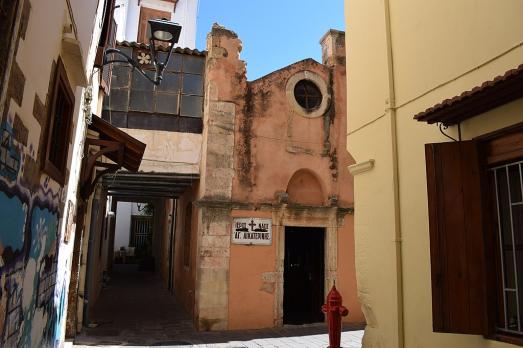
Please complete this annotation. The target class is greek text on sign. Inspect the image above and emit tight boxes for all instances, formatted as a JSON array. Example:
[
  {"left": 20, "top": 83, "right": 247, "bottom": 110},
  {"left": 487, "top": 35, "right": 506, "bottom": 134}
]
[{"left": 232, "top": 218, "right": 272, "bottom": 245}]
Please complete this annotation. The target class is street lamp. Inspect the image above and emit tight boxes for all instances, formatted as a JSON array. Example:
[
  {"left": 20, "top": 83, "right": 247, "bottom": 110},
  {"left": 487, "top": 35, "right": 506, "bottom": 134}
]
[{"left": 103, "top": 19, "right": 182, "bottom": 85}]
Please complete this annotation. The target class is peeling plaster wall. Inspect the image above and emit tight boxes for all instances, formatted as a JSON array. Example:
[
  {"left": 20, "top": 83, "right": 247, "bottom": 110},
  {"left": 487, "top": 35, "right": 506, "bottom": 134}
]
[
  {"left": 124, "top": 128, "right": 201, "bottom": 174},
  {"left": 228, "top": 29, "right": 361, "bottom": 328},
  {"left": 0, "top": 0, "right": 104, "bottom": 346},
  {"left": 232, "top": 57, "right": 354, "bottom": 206},
  {"left": 173, "top": 185, "right": 199, "bottom": 318},
  {"left": 194, "top": 25, "right": 362, "bottom": 331},
  {"left": 192, "top": 24, "right": 246, "bottom": 331}
]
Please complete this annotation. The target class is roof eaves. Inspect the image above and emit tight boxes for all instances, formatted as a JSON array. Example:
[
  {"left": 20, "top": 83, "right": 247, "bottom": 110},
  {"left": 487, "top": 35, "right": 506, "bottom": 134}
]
[
  {"left": 116, "top": 41, "right": 207, "bottom": 57},
  {"left": 414, "top": 64, "right": 523, "bottom": 125}
]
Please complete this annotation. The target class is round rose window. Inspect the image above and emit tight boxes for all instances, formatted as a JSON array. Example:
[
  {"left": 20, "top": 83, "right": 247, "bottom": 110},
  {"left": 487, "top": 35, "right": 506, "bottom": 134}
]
[{"left": 293, "top": 80, "right": 323, "bottom": 110}]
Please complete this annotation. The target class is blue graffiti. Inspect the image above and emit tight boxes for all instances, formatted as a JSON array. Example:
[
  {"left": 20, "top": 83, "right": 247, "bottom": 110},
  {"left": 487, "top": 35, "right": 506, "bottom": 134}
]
[
  {"left": 0, "top": 184, "right": 61, "bottom": 347},
  {"left": 0, "top": 191, "right": 26, "bottom": 252}
]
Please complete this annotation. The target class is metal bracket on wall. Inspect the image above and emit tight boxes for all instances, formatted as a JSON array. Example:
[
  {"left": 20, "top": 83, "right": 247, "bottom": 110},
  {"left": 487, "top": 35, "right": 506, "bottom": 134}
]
[
  {"left": 80, "top": 138, "right": 124, "bottom": 199},
  {"left": 438, "top": 122, "right": 462, "bottom": 142}
]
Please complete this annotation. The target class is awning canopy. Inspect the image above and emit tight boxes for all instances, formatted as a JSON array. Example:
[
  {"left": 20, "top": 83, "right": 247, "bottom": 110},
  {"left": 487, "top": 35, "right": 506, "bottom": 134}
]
[
  {"left": 88, "top": 115, "right": 146, "bottom": 171},
  {"left": 102, "top": 172, "right": 199, "bottom": 200},
  {"left": 80, "top": 115, "right": 146, "bottom": 199},
  {"left": 414, "top": 64, "right": 523, "bottom": 125}
]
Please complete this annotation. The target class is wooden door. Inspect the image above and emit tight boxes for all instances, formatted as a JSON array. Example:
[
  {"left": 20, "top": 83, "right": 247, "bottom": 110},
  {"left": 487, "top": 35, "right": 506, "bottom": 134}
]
[{"left": 283, "top": 227, "right": 325, "bottom": 324}]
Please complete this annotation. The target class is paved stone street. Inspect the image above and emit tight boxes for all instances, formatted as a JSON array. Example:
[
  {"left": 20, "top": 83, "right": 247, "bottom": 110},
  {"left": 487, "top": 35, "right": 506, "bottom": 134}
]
[
  {"left": 71, "top": 264, "right": 363, "bottom": 347},
  {"left": 71, "top": 327, "right": 363, "bottom": 348},
  {"left": 70, "top": 326, "right": 363, "bottom": 348}
]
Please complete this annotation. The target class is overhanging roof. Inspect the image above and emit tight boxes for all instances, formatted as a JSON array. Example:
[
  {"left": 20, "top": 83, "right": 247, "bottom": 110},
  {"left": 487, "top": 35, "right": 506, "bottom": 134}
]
[
  {"left": 88, "top": 115, "right": 146, "bottom": 171},
  {"left": 414, "top": 64, "right": 523, "bottom": 125},
  {"left": 102, "top": 171, "right": 199, "bottom": 199}
]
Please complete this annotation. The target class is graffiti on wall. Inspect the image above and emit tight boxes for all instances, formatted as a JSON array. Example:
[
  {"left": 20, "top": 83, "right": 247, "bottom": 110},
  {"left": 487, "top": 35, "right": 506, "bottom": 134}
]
[{"left": 0, "top": 113, "right": 64, "bottom": 347}]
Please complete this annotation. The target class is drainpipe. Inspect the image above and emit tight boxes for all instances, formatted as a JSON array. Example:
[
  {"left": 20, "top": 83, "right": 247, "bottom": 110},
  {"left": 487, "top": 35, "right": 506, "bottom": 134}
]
[
  {"left": 82, "top": 198, "right": 100, "bottom": 326},
  {"left": 383, "top": 1, "right": 405, "bottom": 347}
]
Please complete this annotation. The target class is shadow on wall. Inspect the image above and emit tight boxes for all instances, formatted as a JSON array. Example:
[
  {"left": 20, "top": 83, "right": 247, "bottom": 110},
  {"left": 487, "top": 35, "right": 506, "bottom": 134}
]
[
  {"left": 286, "top": 169, "right": 325, "bottom": 205},
  {"left": 0, "top": 116, "right": 64, "bottom": 347}
]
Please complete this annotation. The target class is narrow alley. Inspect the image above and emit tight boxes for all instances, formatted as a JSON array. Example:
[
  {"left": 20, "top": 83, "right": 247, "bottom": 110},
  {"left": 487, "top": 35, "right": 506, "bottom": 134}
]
[
  {"left": 72, "top": 263, "right": 363, "bottom": 347},
  {"left": 4, "top": 0, "right": 520, "bottom": 347}
]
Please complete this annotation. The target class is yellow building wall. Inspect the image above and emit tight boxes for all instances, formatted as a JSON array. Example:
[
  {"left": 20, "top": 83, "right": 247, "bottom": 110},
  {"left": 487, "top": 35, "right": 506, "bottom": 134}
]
[{"left": 346, "top": 0, "right": 523, "bottom": 347}]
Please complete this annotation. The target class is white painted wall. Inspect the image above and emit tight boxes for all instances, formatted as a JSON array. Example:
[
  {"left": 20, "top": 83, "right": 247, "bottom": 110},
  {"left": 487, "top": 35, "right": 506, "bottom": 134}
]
[
  {"left": 114, "top": 0, "right": 129, "bottom": 42},
  {"left": 114, "top": 0, "right": 197, "bottom": 48},
  {"left": 69, "top": 0, "right": 104, "bottom": 68},
  {"left": 114, "top": 202, "right": 152, "bottom": 251},
  {"left": 171, "top": 0, "right": 198, "bottom": 49},
  {"left": 131, "top": 203, "right": 153, "bottom": 215},
  {"left": 114, "top": 201, "right": 132, "bottom": 250}
]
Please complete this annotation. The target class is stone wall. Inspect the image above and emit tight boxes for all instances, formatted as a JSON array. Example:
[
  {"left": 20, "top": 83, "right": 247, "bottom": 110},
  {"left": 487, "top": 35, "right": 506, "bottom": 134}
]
[
  {"left": 192, "top": 24, "right": 247, "bottom": 331},
  {"left": 191, "top": 25, "right": 363, "bottom": 330}
]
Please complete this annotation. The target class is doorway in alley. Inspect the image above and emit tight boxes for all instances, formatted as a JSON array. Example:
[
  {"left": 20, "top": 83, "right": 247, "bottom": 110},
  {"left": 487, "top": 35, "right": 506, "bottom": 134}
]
[
  {"left": 283, "top": 226, "right": 325, "bottom": 325},
  {"left": 75, "top": 198, "right": 194, "bottom": 345}
]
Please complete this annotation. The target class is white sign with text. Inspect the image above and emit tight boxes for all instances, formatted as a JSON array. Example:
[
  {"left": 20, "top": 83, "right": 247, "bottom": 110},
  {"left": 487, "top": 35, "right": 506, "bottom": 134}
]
[{"left": 232, "top": 218, "right": 272, "bottom": 245}]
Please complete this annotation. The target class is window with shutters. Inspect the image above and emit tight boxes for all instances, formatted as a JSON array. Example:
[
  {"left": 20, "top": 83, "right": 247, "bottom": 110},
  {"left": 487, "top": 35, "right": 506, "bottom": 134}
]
[
  {"left": 42, "top": 58, "right": 74, "bottom": 185},
  {"left": 425, "top": 123, "right": 523, "bottom": 344}
]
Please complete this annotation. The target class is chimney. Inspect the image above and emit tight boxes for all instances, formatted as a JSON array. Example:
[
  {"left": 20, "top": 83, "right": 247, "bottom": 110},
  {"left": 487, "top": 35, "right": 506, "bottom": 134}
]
[{"left": 320, "top": 29, "right": 345, "bottom": 67}]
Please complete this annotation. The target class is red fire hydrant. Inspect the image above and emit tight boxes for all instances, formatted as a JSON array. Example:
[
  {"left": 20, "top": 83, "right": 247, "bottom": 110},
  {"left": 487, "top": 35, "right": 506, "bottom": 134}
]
[{"left": 322, "top": 284, "right": 349, "bottom": 348}]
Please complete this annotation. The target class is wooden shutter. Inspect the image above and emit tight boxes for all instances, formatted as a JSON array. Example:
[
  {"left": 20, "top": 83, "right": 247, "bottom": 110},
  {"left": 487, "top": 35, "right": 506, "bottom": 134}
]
[
  {"left": 94, "top": 0, "right": 116, "bottom": 68},
  {"left": 425, "top": 140, "right": 488, "bottom": 334},
  {"left": 137, "top": 7, "right": 171, "bottom": 44}
]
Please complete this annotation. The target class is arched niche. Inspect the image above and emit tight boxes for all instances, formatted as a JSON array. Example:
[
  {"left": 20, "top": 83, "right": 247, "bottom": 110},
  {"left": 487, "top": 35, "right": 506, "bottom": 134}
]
[{"left": 286, "top": 169, "right": 325, "bottom": 205}]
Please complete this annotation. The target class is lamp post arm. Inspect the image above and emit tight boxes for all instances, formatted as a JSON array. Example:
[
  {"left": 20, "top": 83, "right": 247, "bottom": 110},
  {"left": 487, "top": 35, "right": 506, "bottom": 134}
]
[{"left": 103, "top": 48, "right": 160, "bottom": 85}]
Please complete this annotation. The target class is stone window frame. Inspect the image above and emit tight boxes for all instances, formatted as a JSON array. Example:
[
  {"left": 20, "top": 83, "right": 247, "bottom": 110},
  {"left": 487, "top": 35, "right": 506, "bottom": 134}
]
[
  {"left": 272, "top": 206, "right": 339, "bottom": 326},
  {"left": 42, "top": 57, "right": 74, "bottom": 185},
  {"left": 294, "top": 79, "right": 323, "bottom": 110},
  {"left": 285, "top": 70, "right": 331, "bottom": 118}
]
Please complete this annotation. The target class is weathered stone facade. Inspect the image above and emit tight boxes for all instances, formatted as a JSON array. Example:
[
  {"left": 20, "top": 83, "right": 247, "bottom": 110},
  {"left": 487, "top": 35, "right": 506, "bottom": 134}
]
[
  {"left": 182, "top": 25, "right": 363, "bottom": 331},
  {"left": 85, "top": 22, "right": 362, "bottom": 335}
]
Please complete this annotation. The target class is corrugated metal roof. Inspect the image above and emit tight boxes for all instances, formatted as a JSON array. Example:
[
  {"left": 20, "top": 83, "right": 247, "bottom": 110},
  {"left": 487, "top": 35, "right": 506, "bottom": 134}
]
[
  {"left": 102, "top": 172, "right": 199, "bottom": 199},
  {"left": 414, "top": 64, "right": 523, "bottom": 125}
]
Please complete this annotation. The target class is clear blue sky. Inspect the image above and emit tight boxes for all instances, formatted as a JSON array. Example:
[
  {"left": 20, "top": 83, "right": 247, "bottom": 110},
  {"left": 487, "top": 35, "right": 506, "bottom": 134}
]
[{"left": 195, "top": 0, "right": 345, "bottom": 80}]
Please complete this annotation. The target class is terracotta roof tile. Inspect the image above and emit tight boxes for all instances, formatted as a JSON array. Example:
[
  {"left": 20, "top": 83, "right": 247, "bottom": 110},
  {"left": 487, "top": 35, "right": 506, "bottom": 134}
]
[
  {"left": 117, "top": 41, "right": 206, "bottom": 57},
  {"left": 414, "top": 64, "right": 523, "bottom": 125}
]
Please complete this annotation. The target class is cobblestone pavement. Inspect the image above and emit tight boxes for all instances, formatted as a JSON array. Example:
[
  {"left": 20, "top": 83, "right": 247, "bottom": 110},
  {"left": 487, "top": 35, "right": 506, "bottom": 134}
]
[
  {"left": 71, "top": 264, "right": 363, "bottom": 347},
  {"left": 72, "top": 327, "right": 363, "bottom": 348}
]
